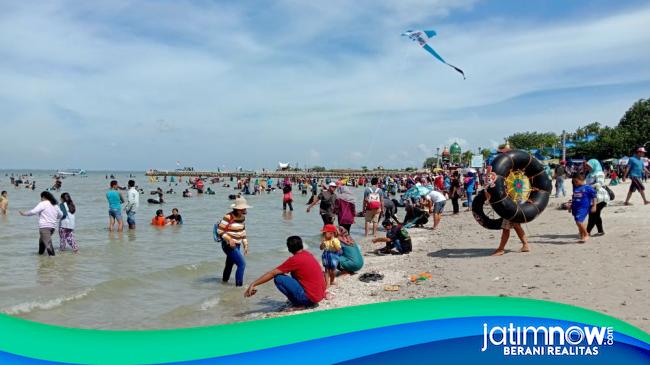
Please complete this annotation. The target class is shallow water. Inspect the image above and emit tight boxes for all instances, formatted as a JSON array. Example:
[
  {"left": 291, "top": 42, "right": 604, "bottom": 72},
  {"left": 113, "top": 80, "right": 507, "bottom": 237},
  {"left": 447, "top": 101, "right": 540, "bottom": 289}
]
[{"left": 0, "top": 171, "right": 368, "bottom": 329}]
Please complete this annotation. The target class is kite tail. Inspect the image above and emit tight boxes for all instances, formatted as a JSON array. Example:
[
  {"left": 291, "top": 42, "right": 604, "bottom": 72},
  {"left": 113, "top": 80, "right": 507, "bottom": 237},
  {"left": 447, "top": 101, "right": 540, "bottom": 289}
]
[{"left": 445, "top": 63, "right": 465, "bottom": 79}]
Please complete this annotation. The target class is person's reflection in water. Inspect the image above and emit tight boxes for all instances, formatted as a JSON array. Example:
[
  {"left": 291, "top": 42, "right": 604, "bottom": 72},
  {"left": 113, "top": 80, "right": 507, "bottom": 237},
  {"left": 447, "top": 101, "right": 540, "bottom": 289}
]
[
  {"left": 127, "top": 229, "right": 137, "bottom": 242},
  {"left": 282, "top": 211, "right": 293, "bottom": 221},
  {"left": 108, "top": 230, "right": 123, "bottom": 242},
  {"left": 36, "top": 256, "right": 57, "bottom": 286}
]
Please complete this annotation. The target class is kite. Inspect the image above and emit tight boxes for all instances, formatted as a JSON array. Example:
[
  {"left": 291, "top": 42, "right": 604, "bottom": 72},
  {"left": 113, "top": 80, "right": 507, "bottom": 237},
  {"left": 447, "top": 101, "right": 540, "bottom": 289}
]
[{"left": 401, "top": 30, "right": 465, "bottom": 79}]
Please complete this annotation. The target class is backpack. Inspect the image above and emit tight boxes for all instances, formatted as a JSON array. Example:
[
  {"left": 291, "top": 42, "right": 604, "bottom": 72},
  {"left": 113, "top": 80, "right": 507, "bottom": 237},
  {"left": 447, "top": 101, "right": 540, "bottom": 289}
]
[
  {"left": 397, "top": 227, "right": 412, "bottom": 253},
  {"left": 367, "top": 188, "right": 382, "bottom": 210}
]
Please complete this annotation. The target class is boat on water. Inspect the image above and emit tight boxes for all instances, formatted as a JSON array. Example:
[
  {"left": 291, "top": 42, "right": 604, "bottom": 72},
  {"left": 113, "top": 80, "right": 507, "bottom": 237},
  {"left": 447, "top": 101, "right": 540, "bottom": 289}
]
[{"left": 57, "top": 169, "right": 87, "bottom": 176}]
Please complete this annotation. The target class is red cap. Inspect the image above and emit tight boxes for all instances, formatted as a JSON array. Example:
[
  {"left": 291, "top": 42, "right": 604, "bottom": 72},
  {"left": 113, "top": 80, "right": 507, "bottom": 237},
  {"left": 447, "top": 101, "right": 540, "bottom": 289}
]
[{"left": 321, "top": 224, "right": 337, "bottom": 233}]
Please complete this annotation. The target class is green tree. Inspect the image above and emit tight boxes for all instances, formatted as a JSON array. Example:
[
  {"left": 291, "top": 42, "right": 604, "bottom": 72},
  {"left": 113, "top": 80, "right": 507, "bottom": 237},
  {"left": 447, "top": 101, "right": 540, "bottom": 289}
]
[
  {"left": 507, "top": 132, "right": 559, "bottom": 150},
  {"left": 617, "top": 98, "right": 650, "bottom": 152},
  {"left": 423, "top": 157, "right": 437, "bottom": 169},
  {"left": 311, "top": 166, "right": 326, "bottom": 172},
  {"left": 480, "top": 148, "right": 492, "bottom": 159},
  {"left": 461, "top": 151, "right": 474, "bottom": 164}
]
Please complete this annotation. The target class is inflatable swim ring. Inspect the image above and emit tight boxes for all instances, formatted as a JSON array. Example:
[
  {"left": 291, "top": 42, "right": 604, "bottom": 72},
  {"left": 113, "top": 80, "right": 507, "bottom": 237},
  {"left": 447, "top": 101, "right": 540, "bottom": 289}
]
[{"left": 474, "top": 149, "right": 552, "bottom": 227}]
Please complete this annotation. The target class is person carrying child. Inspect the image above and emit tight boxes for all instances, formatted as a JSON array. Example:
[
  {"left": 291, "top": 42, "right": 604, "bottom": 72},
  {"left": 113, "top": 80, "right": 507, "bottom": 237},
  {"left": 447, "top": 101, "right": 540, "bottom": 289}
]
[{"left": 320, "top": 224, "right": 342, "bottom": 287}]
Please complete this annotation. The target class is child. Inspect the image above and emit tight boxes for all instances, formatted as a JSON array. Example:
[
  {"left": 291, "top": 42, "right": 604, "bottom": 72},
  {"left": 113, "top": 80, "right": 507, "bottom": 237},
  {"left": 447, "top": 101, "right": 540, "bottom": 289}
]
[
  {"left": 569, "top": 173, "right": 597, "bottom": 243},
  {"left": 609, "top": 171, "right": 619, "bottom": 186},
  {"left": 372, "top": 220, "right": 412, "bottom": 254},
  {"left": 319, "top": 224, "right": 342, "bottom": 286},
  {"left": 151, "top": 209, "right": 166, "bottom": 226}
]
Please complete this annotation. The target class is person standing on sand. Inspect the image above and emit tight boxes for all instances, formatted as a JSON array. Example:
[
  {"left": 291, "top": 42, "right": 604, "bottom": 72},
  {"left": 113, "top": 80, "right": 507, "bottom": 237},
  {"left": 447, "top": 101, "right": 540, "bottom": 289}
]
[
  {"left": 363, "top": 177, "right": 383, "bottom": 236},
  {"left": 449, "top": 172, "right": 461, "bottom": 214},
  {"left": 19, "top": 191, "right": 62, "bottom": 256},
  {"left": 425, "top": 189, "right": 446, "bottom": 230},
  {"left": 125, "top": 180, "right": 139, "bottom": 230},
  {"left": 58, "top": 193, "right": 78, "bottom": 252},
  {"left": 624, "top": 147, "right": 650, "bottom": 205},
  {"left": 585, "top": 159, "right": 609, "bottom": 236},
  {"left": 106, "top": 180, "right": 125, "bottom": 232},
  {"left": 554, "top": 161, "right": 569, "bottom": 198},
  {"left": 306, "top": 182, "right": 337, "bottom": 224},
  {"left": 245, "top": 236, "right": 326, "bottom": 310},
  {"left": 569, "top": 173, "right": 597, "bottom": 243},
  {"left": 215, "top": 197, "right": 250, "bottom": 287},
  {"left": 0, "top": 191, "right": 8, "bottom": 215},
  {"left": 320, "top": 224, "right": 342, "bottom": 287}
]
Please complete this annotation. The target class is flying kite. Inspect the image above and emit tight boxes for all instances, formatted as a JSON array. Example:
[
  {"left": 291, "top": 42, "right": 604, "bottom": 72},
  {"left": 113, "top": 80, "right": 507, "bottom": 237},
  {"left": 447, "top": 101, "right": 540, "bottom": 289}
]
[{"left": 401, "top": 30, "right": 465, "bottom": 79}]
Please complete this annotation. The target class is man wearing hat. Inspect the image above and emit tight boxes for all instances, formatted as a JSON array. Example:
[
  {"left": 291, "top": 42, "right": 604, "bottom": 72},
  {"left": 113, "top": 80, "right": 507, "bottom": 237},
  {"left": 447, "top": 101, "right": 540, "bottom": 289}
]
[
  {"left": 215, "top": 197, "right": 251, "bottom": 286},
  {"left": 624, "top": 147, "right": 650, "bottom": 205},
  {"left": 306, "top": 181, "right": 337, "bottom": 224}
]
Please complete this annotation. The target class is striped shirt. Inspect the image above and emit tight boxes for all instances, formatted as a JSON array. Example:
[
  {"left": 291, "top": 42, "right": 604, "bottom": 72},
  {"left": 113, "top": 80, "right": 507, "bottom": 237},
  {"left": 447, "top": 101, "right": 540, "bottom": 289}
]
[{"left": 217, "top": 213, "right": 248, "bottom": 249}]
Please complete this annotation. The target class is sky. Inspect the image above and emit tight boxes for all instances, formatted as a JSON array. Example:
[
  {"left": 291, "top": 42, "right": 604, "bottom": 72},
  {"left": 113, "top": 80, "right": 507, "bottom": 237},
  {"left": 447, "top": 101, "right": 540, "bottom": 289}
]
[{"left": 1, "top": 0, "right": 649, "bottom": 171}]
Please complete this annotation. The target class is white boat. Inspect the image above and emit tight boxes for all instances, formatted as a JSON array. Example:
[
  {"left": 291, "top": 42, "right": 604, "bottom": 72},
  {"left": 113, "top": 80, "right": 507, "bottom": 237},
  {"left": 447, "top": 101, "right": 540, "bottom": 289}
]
[{"left": 57, "top": 169, "right": 87, "bottom": 176}]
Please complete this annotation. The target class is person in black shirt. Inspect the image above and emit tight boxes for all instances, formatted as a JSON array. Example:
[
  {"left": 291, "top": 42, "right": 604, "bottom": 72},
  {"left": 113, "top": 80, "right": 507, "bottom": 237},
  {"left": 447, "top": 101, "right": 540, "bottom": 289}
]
[{"left": 166, "top": 208, "right": 183, "bottom": 225}]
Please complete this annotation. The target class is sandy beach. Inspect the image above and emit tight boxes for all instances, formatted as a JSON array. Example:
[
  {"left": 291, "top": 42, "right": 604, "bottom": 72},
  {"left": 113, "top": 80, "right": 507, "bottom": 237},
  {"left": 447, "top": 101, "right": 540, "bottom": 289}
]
[{"left": 262, "top": 181, "right": 650, "bottom": 332}]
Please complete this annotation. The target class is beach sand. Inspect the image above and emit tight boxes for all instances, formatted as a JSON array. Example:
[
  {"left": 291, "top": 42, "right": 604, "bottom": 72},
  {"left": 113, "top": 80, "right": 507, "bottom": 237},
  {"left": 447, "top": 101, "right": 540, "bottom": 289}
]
[{"left": 261, "top": 181, "right": 650, "bottom": 331}]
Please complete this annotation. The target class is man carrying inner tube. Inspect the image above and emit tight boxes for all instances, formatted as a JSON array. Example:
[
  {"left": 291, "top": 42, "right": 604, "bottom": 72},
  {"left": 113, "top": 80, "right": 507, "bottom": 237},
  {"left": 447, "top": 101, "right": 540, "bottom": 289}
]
[{"left": 488, "top": 144, "right": 531, "bottom": 256}]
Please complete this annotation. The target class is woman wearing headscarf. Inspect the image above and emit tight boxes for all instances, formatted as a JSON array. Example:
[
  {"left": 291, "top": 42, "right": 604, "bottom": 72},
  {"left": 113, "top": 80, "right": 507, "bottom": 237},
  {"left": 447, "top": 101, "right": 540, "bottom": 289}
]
[
  {"left": 336, "top": 226, "right": 363, "bottom": 275},
  {"left": 585, "top": 159, "right": 610, "bottom": 236},
  {"left": 334, "top": 184, "right": 356, "bottom": 233}
]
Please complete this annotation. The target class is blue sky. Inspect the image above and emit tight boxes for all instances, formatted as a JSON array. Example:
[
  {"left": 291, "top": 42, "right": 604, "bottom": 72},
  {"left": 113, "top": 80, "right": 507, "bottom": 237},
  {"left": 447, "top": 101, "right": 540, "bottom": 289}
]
[{"left": 1, "top": 0, "right": 649, "bottom": 170}]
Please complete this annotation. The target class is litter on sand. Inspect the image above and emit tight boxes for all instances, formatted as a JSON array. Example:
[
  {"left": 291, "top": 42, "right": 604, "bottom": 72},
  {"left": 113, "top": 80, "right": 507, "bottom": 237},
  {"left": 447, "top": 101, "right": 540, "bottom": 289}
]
[
  {"left": 359, "top": 272, "right": 384, "bottom": 283},
  {"left": 409, "top": 272, "right": 433, "bottom": 282},
  {"left": 384, "top": 285, "right": 400, "bottom": 292}
]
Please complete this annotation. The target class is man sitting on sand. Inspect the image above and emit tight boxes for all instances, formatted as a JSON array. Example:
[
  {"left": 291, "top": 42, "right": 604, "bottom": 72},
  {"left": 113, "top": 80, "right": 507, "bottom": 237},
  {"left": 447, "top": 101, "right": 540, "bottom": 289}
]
[
  {"left": 372, "top": 220, "right": 412, "bottom": 255},
  {"left": 245, "top": 236, "right": 326, "bottom": 310}
]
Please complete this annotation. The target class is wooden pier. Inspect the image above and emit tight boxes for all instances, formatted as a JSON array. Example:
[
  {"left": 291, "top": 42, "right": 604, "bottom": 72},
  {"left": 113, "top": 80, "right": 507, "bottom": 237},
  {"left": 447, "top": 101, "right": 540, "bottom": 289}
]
[{"left": 145, "top": 169, "right": 423, "bottom": 179}]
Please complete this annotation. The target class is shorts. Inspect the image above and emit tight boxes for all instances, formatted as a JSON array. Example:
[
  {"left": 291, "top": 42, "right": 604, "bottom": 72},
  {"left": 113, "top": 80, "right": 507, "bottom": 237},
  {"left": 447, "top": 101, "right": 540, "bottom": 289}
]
[
  {"left": 501, "top": 220, "right": 514, "bottom": 230},
  {"left": 322, "top": 250, "right": 340, "bottom": 270},
  {"left": 365, "top": 209, "right": 380, "bottom": 223},
  {"left": 630, "top": 177, "right": 645, "bottom": 192},
  {"left": 108, "top": 208, "right": 122, "bottom": 220},
  {"left": 433, "top": 201, "right": 446, "bottom": 214},
  {"left": 573, "top": 209, "right": 589, "bottom": 223},
  {"left": 126, "top": 210, "right": 136, "bottom": 225}
]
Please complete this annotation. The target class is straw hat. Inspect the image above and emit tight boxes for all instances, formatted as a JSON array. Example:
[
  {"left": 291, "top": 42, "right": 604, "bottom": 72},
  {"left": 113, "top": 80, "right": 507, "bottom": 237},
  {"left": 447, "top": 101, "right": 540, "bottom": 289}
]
[{"left": 231, "top": 197, "right": 252, "bottom": 210}]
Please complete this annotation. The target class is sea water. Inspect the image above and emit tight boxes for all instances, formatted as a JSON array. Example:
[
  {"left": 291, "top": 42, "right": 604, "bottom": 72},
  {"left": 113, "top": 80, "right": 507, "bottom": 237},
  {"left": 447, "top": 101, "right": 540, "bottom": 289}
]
[{"left": 0, "top": 171, "right": 368, "bottom": 329}]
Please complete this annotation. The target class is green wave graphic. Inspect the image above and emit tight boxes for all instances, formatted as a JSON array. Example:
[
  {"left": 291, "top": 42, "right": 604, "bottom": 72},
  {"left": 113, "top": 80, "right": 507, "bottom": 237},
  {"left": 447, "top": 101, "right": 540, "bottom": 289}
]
[{"left": 0, "top": 296, "right": 648, "bottom": 364}]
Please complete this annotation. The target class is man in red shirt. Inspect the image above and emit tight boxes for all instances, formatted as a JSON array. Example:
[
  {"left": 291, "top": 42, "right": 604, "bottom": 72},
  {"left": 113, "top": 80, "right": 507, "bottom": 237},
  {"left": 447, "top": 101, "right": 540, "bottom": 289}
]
[{"left": 244, "top": 236, "right": 326, "bottom": 309}]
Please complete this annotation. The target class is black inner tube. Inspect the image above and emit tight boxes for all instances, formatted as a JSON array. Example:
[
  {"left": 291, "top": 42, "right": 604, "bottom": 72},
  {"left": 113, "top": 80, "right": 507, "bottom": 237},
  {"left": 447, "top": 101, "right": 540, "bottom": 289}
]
[
  {"left": 472, "top": 191, "right": 503, "bottom": 230},
  {"left": 485, "top": 150, "right": 552, "bottom": 224}
]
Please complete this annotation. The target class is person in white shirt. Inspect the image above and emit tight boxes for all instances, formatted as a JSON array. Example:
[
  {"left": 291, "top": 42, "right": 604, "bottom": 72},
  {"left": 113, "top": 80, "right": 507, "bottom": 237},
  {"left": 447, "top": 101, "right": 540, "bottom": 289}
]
[
  {"left": 58, "top": 192, "right": 78, "bottom": 252},
  {"left": 125, "top": 180, "right": 140, "bottom": 230},
  {"left": 426, "top": 189, "right": 447, "bottom": 230},
  {"left": 19, "top": 191, "right": 62, "bottom": 256}
]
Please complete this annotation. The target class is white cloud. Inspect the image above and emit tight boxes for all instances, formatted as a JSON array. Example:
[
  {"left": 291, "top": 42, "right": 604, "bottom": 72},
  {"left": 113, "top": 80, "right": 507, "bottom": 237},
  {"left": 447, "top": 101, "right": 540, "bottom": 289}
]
[{"left": 1, "top": 2, "right": 649, "bottom": 169}]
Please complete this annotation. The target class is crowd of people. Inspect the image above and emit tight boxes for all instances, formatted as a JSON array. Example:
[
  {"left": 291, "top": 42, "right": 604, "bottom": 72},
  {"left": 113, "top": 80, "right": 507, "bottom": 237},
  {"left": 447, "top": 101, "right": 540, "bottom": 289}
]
[{"left": 3, "top": 145, "right": 648, "bottom": 310}]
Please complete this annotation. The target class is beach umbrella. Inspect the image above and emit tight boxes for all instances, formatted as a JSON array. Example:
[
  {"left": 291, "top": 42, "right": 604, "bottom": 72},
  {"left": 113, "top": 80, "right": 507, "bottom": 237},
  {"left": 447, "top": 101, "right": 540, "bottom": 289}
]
[{"left": 402, "top": 184, "right": 433, "bottom": 200}]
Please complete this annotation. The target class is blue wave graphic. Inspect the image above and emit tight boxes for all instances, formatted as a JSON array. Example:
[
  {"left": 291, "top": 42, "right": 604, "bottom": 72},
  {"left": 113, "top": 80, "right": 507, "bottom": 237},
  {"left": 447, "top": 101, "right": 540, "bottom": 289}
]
[{"left": 1, "top": 316, "right": 648, "bottom": 364}]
